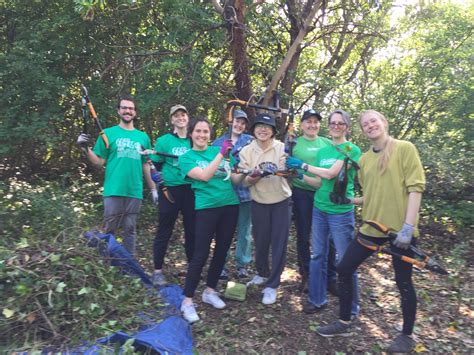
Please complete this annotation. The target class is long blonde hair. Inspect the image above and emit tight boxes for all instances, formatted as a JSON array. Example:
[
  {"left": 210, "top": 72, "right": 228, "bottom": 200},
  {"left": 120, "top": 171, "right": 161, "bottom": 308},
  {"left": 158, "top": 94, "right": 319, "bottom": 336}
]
[{"left": 359, "top": 110, "right": 396, "bottom": 175}]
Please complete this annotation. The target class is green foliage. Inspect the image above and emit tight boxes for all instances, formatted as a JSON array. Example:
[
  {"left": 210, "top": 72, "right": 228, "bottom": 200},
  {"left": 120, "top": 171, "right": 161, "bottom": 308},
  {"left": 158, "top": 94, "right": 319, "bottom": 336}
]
[{"left": 0, "top": 178, "right": 163, "bottom": 351}]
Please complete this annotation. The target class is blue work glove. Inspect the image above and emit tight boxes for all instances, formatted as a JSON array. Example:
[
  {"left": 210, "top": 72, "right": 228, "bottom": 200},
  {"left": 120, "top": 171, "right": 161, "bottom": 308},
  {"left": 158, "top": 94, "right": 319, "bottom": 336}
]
[
  {"left": 286, "top": 156, "right": 303, "bottom": 170},
  {"left": 329, "top": 192, "right": 352, "bottom": 205},
  {"left": 393, "top": 223, "right": 414, "bottom": 250}
]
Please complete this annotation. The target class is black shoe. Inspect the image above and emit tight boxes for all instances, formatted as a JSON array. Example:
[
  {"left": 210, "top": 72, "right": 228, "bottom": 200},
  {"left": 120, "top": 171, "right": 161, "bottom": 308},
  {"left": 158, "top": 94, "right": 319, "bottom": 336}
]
[
  {"left": 237, "top": 267, "right": 249, "bottom": 278},
  {"left": 327, "top": 281, "right": 339, "bottom": 297},
  {"left": 386, "top": 334, "right": 416, "bottom": 353},
  {"left": 316, "top": 320, "right": 352, "bottom": 337},
  {"left": 219, "top": 268, "right": 229, "bottom": 280},
  {"left": 302, "top": 301, "right": 326, "bottom": 314}
]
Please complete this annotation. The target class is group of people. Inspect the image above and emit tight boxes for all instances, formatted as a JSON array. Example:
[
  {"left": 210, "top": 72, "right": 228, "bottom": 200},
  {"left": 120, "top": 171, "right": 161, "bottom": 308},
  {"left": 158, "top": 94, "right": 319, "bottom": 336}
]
[{"left": 77, "top": 94, "right": 425, "bottom": 353}]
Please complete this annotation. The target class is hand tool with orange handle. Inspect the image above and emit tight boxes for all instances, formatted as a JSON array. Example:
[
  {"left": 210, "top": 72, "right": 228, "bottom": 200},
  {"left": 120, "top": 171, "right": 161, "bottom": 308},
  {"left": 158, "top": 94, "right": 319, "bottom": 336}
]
[{"left": 359, "top": 220, "right": 448, "bottom": 275}]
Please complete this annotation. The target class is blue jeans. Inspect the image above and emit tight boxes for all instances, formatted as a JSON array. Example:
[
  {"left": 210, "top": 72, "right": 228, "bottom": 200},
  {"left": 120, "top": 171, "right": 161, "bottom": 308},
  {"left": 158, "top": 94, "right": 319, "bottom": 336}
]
[{"left": 308, "top": 207, "right": 359, "bottom": 315}]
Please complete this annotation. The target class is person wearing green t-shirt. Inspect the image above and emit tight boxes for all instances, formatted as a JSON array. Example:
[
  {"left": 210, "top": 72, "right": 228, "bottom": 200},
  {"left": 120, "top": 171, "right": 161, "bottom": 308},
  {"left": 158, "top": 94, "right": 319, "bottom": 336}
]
[
  {"left": 76, "top": 94, "right": 156, "bottom": 256},
  {"left": 287, "top": 109, "right": 361, "bottom": 317},
  {"left": 150, "top": 105, "right": 196, "bottom": 287},
  {"left": 316, "top": 110, "right": 425, "bottom": 354},
  {"left": 178, "top": 117, "right": 240, "bottom": 324},
  {"left": 290, "top": 109, "right": 335, "bottom": 292}
]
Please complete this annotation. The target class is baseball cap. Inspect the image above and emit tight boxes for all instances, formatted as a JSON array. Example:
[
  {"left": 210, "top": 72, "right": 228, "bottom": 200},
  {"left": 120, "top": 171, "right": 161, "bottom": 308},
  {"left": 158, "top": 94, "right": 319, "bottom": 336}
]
[
  {"left": 170, "top": 104, "right": 188, "bottom": 116},
  {"left": 232, "top": 109, "right": 248, "bottom": 121},
  {"left": 302, "top": 109, "right": 322, "bottom": 121}
]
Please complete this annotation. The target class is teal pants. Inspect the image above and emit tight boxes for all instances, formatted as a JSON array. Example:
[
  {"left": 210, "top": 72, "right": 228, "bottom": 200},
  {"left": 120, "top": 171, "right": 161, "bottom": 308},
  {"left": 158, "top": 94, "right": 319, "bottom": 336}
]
[{"left": 234, "top": 201, "right": 253, "bottom": 268}]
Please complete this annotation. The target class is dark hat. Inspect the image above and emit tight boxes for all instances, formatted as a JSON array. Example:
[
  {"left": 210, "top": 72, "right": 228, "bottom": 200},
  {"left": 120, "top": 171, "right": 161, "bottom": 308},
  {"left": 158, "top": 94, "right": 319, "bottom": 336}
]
[
  {"left": 252, "top": 113, "right": 276, "bottom": 128},
  {"left": 250, "top": 113, "right": 277, "bottom": 136},
  {"left": 302, "top": 109, "right": 322, "bottom": 121},
  {"left": 232, "top": 109, "right": 248, "bottom": 121}
]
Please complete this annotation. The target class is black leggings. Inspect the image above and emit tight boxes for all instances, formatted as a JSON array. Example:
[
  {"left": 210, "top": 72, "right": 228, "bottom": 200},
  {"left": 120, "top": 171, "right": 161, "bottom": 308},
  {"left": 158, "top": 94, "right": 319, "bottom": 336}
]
[
  {"left": 153, "top": 185, "right": 196, "bottom": 269},
  {"left": 337, "top": 233, "right": 417, "bottom": 335},
  {"left": 183, "top": 204, "right": 239, "bottom": 298}
]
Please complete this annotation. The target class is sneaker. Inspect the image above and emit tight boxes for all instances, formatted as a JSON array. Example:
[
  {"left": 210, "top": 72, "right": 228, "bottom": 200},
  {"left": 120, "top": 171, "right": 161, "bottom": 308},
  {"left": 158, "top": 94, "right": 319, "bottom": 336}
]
[
  {"left": 316, "top": 320, "right": 352, "bottom": 337},
  {"left": 151, "top": 271, "right": 167, "bottom": 286},
  {"left": 219, "top": 268, "right": 229, "bottom": 280},
  {"left": 180, "top": 302, "right": 199, "bottom": 323},
  {"left": 327, "top": 280, "right": 339, "bottom": 297},
  {"left": 302, "top": 301, "right": 326, "bottom": 314},
  {"left": 237, "top": 267, "right": 249, "bottom": 278},
  {"left": 246, "top": 275, "right": 267, "bottom": 286},
  {"left": 386, "top": 334, "right": 416, "bottom": 353},
  {"left": 262, "top": 287, "right": 277, "bottom": 305},
  {"left": 202, "top": 289, "right": 226, "bottom": 309}
]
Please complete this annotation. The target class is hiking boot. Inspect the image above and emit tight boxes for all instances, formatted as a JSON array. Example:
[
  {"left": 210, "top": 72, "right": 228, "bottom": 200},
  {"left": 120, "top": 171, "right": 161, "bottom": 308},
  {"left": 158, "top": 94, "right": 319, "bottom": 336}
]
[
  {"left": 386, "top": 334, "right": 416, "bottom": 353},
  {"left": 202, "top": 289, "right": 226, "bottom": 309},
  {"left": 302, "top": 301, "right": 326, "bottom": 314},
  {"left": 316, "top": 320, "right": 352, "bottom": 337},
  {"left": 219, "top": 267, "right": 229, "bottom": 280},
  {"left": 237, "top": 267, "right": 249, "bottom": 278},
  {"left": 246, "top": 275, "right": 267, "bottom": 286},
  {"left": 262, "top": 287, "right": 277, "bottom": 305},
  {"left": 151, "top": 271, "right": 167, "bottom": 286},
  {"left": 180, "top": 302, "right": 199, "bottom": 323},
  {"left": 327, "top": 280, "right": 339, "bottom": 297}
]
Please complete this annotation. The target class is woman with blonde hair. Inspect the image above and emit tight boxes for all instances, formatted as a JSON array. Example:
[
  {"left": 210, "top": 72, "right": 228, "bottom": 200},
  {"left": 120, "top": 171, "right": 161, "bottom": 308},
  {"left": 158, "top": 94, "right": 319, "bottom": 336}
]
[{"left": 316, "top": 110, "right": 426, "bottom": 354}]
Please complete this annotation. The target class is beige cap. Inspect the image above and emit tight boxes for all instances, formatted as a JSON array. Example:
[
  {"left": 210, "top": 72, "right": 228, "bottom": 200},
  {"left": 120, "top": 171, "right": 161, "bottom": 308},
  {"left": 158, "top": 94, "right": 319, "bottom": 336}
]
[{"left": 170, "top": 104, "right": 188, "bottom": 116}]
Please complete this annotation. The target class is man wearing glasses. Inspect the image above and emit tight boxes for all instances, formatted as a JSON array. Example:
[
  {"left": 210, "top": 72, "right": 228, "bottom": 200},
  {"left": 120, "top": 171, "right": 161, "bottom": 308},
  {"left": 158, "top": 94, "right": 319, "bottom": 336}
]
[{"left": 77, "top": 94, "right": 155, "bottom": 256}]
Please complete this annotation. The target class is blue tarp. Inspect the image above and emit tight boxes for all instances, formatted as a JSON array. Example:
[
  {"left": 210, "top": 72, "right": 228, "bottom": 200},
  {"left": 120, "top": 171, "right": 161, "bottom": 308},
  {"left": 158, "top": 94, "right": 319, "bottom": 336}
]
[{"left": 82, "top": 231, "right": 193, "bottom": 354}]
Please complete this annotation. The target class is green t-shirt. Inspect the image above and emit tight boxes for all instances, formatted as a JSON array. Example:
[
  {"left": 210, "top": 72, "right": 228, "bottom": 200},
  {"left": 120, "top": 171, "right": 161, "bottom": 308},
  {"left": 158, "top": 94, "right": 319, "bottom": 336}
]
[
  {"left": 151, "top": 133, "right": 191, "bottom": 186},
  {"left": 292, "top": 135, "right": 332, "bottom": 191},
  {"left": 93, "top": 125, "right": 151, "bottom": 199},
  {"left": 178, "top": 147, "right": 240, "bottom": 210},
  {"left": 313, "top": 142, "right": 361, "bottom": 214}
]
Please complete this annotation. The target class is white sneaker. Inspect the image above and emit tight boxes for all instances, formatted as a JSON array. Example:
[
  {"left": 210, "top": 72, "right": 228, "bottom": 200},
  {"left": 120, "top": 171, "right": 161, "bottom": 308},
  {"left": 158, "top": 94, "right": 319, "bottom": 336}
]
[
  {"left": 246, "top": 275, "right": 267, "bottom": 286},
  {"left": 202, "top": 289, "right": 226, "bottom": 309},
  {"left": 262, "top": 287, "right": 277, "bottom": 305},
  {"left": 180, "top": 302, "right": 200, "bottom": 323}
]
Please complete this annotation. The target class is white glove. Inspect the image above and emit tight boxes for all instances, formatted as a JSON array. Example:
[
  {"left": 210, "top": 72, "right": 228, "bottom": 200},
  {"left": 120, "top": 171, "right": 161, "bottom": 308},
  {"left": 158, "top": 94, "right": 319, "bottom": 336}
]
[
  {"left": 151, "top": 189, "right": 159, "bottom": 206},
  {"left": 393, "top": 223, "right": 414, "bottom": 250},
  {"left": 77, "top": 133, "right": 91, "bottom": 150}
]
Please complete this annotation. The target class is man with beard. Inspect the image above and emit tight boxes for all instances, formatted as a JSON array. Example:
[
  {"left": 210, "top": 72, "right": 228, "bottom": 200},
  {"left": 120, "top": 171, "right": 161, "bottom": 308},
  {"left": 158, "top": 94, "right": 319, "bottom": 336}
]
[{"left": 77, "top": 94, "right": 156, "bottom": 256}]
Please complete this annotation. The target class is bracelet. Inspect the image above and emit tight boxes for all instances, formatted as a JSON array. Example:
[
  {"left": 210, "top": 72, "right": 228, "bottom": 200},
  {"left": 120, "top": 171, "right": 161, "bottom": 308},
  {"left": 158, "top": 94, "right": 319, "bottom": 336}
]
[{"left": 302, "top": 163, "right": 309, "bottom": 172}]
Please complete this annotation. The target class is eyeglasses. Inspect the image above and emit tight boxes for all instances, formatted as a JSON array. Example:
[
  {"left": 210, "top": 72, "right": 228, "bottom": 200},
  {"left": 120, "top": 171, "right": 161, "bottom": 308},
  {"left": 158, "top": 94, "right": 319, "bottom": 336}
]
[
  {"left": 329, "top": 122, "right": 347, "bottom": 128},
  {"left": 119, "top": 106, "right": 135, "bottom": 111},
  {"left": 255, "top": 124, "right": 272, "bottom": 130}
]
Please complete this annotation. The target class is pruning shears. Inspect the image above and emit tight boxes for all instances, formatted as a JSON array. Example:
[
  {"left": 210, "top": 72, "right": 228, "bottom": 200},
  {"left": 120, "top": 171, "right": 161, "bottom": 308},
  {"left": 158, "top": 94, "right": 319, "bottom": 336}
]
[
  {"left": 81, "top": 85, "right": 109, "bottom": 148},
  {"left": 360, "top": 220, "right": 448, "bottom": 275}
]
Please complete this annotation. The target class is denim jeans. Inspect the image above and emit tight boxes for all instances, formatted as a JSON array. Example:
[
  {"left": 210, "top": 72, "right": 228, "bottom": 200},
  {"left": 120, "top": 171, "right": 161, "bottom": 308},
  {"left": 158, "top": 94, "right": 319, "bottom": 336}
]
[
  {"left": 235, "top": 201, "right": 253, "bottom": 268},
  {"left": 308, "top": 207, "right": 359, "bottom": 315}
]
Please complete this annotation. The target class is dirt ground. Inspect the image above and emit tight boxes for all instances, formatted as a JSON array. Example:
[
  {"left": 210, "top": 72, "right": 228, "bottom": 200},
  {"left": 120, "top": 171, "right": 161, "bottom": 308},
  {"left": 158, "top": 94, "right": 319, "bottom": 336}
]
[{"left": 138, "top": 218, "right": 473, "bottom": 354}]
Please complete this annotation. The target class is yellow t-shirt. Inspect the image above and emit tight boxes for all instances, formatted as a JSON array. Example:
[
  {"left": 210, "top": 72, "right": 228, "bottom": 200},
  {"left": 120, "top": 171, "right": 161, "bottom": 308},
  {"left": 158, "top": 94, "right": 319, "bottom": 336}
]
[{"left": 359, "top": 140, "right": 426, "bottom": 238}]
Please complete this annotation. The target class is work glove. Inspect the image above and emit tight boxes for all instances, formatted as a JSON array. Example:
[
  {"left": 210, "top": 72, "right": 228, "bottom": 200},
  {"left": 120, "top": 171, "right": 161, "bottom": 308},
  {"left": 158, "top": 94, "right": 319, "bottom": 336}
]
[
  {"left": 393, "top": 223, "right": 414, "bottom": 250},
  {"left": 151, "top": 189, "right": 159, "bottom": 206},
  {"left": 286, "top": 156, "right": 303, "bottom": 170},
  {"left": 329, "top": 192, "right": 352, "bottom": 205},
  {"left": 220, "top": 139, "right": 234, "bottom": 156},
  {"left": 249, "top": 169, "right": 262, "bottom": 178},
  {"left": 77, "top": 133, "right": 91, "bottom": 151},
  {"left": 150, "top": 170, "right": 162, "bottom": 184}
]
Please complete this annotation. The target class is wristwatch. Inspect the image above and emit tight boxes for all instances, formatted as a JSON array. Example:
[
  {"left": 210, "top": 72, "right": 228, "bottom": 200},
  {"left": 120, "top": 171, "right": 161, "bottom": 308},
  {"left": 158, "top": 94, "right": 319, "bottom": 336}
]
[{"left": 302, "top": 163, "right": 309, "bottom": 172}]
